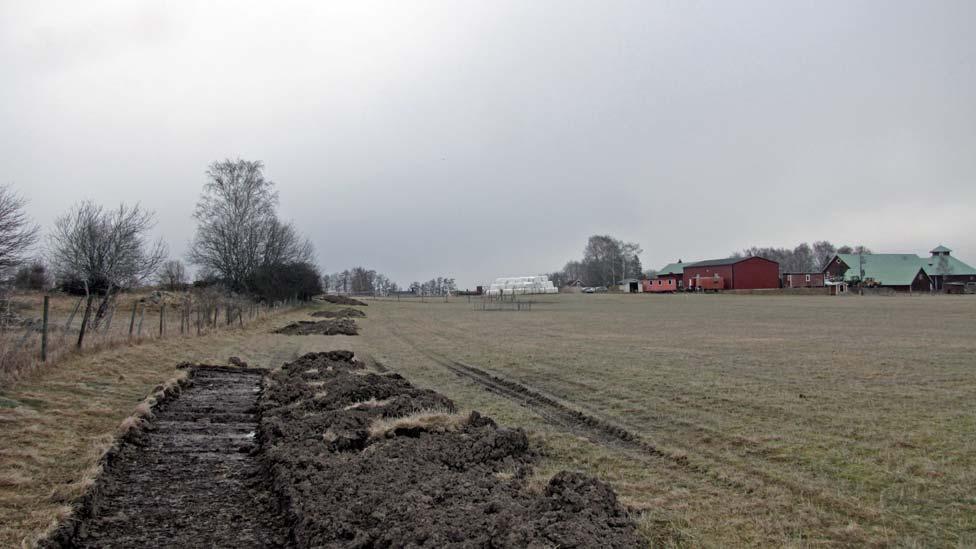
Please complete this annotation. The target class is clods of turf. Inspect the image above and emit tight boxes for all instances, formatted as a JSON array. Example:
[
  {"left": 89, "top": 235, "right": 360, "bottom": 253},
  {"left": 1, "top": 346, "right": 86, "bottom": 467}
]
[
  {"left": 274, "top": 319, "right": 358, "bottom": 336},
  {"left": 259, "top": 351, "right": 643, "bottom": 547},
  {"left": 309, "top": 308, "right": 365, "bottom": 319}
]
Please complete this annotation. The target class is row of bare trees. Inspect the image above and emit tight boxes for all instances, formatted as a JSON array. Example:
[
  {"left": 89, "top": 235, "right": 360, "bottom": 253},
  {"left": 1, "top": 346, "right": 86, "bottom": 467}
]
[
  {"left": 733, "top": 241, "right": 872, "bottom": 273},
  {"left": 0, "top": 159, "right": 321, "bottom": 324},
  {"left": 408, "top": 277, "right": 456, "bottom": 296},
  {"left": 324, "top": 267, "right": 400, "bottom": 295}
]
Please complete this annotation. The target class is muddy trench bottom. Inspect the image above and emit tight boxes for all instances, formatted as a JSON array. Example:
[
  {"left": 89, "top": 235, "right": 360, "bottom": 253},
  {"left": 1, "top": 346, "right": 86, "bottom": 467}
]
[{"left": 49, "top": 367, "right": 288, "bottom": 548}]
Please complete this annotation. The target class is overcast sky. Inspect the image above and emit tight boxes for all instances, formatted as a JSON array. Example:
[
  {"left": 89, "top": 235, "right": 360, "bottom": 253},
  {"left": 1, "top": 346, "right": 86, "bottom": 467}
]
[{"left": 3, "top": 1, "right": 975, "bottom": 288}]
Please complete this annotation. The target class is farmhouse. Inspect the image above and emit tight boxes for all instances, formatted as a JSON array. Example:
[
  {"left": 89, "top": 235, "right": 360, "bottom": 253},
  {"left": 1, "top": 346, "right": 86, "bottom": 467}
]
[
  {"left": 783, "top": 272, "right": 825, "bottom": 288},
  {"left": 682, "top": 256, "right": 780, "bottom": 290},
  {"left": 823, "top": 254, "right": 931, "bottom": 292}
]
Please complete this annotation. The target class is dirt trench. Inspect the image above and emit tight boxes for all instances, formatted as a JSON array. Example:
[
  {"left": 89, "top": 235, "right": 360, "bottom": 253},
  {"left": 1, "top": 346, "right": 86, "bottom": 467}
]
[
  {"left": 309, "top": 308, "right": 365, "bottom": 318},
  {"left": 43, "top": 366, "right": 288, "bottom": 548},
  {"left": 274, "top": 319, "right": 358, "bottom": 336}
]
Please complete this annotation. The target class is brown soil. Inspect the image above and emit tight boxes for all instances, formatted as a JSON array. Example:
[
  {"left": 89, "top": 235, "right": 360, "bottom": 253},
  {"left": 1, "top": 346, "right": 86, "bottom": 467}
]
[
  {"left": 42, "top": 352, "right": 642, "bottom": 548},
  {"left": 260, "top": 351, "right": 643, "bottom": 547},
  {"left": 320, "top": 295, "right": 368, "bottom": 306},
  {"left": 274, "top": 319, "right": 358, "bottom": 336},
  {"left": 42, "top": 366, "right": 287, "bottom": 548},
  {"left": 309, "top": 308, "right": 365, "bottom": 319}
]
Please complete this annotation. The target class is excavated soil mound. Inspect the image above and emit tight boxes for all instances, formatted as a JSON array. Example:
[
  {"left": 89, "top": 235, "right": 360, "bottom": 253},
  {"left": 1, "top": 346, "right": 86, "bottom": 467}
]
[
  {"left": 321, "top": 295, "right": 368, "bottom": 306},
  {"left": 274, "top": 319, "right": 358, "bottom": 336},
  {"left": 309, "top": 308, "right": 365, "bottom": 319},
  {"left": 259, "top": 351, "right": 643, "bottom": 548},
  {"left": 43, "top": 367, "right": 287, "bottom": 548}
]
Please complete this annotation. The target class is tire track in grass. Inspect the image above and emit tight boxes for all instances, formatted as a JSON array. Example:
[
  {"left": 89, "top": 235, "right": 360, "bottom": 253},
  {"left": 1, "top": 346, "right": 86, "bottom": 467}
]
[{"left": 382, "top": 324, "right": 911, "bottom": 538}]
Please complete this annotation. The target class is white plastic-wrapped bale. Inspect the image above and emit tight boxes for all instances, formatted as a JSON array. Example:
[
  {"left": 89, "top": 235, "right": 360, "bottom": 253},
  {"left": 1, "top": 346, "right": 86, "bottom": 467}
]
[{"left": 486, "top": 276, "right": 557, "bottom": 296}]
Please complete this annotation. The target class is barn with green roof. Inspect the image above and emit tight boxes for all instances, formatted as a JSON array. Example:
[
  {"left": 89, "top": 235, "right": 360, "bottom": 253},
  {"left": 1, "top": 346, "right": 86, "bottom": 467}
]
[
  {"left": 822, "top": 245, "right": 976, "bottom": 292},
  {"left": 920, "top": 246, "right": 976, "bottom": 289}
]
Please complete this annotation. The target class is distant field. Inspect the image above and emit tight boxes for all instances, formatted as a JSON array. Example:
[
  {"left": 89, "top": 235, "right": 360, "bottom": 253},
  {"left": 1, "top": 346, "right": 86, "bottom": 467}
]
[{"left": 352, "top": 293, "right": 976, "bottom": 546}]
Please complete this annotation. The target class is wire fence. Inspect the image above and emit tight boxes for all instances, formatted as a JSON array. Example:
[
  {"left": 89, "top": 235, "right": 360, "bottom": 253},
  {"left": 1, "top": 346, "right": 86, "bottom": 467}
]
[{"left": 0, "top": 292, "right": 304, "bottom": 386}]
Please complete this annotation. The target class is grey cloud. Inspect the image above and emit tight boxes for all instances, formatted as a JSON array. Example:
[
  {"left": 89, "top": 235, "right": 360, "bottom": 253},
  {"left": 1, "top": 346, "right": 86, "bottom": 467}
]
[{"left": 2, "top": 1, "right": 974, "bottom": 288}]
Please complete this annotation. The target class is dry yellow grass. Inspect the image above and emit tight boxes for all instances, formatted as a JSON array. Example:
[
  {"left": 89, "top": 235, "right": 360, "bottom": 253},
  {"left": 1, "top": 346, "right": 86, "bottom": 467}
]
[
  {"left": 367, "top": 408, "right": 469, "bottom": 440},
  {"left": 1, "top": 289, "right": 283, "bottom": 386},
  {"left": 0, "top": 303, "right": 356, "bottom": 547},
  {"left": 352, "top": 293, "right": 976, "bottom": 547}
]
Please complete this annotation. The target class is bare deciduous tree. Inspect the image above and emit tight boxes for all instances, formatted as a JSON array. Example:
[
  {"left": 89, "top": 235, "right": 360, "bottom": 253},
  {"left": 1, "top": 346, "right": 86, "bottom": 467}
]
[
  {"left": 812, "top": 240, "right": 836, "bottom": 270},
  {"left": 262, "top": 218, "right": 314, "bottom": 267},
  {"left": 189, "top": 159, "right": 278, "bottom": 290},
  {"left": 48, "top": 201, "right": 167, "bottom": 325},
  {"left": 158, "top": 259, "right": 188, "bottom": 291},
  {"left": 189, "top": 159, "right": 316, "bottom": 293},
  {"left": 0, "top": 185, "right": 40, "bottom": 277}
]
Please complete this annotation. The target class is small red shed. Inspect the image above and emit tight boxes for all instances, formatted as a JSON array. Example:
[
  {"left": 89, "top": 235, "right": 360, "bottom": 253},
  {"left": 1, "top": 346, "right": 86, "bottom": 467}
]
[
  {"left": 643, "top": 278, "right": 677, "bottom": 293},
  {"left": 783, "top": 272, "right": 825, "bottom": 288},
  {"left": 682, "top": 256, "right": 780, "bottom": 290}
]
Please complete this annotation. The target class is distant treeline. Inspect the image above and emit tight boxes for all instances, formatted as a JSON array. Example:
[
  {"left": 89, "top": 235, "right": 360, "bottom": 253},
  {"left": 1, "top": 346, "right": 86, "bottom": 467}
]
[
  {"left": 323, "top": 268, "right": 457, "bottom": 296},
  {"left": 732, "top": 241, "right": 872, "bottom": 273},
  {"left": 323, "top": 268, "right": 400, "bottom": 295}
]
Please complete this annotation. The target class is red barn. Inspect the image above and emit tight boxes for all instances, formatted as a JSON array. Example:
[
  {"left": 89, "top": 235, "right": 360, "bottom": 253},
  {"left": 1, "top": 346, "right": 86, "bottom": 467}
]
[{"left": 682, "top": 256, "right": 779, "bottom": 290}]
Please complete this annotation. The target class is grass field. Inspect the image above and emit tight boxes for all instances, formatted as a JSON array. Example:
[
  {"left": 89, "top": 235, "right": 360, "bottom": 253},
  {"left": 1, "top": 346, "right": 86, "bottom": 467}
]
[
  {"left": 2, "top": 292, "right": 973, "bottom": 547},
  {"left": 351, "top": 293, "right": 976, "bottom": 547}
]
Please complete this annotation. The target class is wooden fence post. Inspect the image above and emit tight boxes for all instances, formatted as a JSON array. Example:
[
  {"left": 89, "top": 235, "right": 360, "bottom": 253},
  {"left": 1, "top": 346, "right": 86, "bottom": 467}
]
[
  {"left": 76, "top": 295, "right": 94, "bottom": 349},
  {"left": 128, "top": 301, "right": 138, "bottom": 339},
  {"left": 41, "top": 296, "right": 49, "bottom": 362},
  {"left": 159, "top": 303, "right": 165, "bottom": 337},
  {"left": 137, "top": 303, "right": 145, "bottom": 337}
]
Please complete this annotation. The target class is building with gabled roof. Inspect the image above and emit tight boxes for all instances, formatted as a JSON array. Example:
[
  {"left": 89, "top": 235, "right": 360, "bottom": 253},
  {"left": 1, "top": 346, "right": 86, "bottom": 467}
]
[
  {"left": 682, "top": 256, "right": 780, "bottom": 290},
  {"left": 656, "top": 261, "right": 694, "bottom": 277},
  {"left": 653, "top": 260, "right": 697, "bottom": 290},
  {"left": 823, "top": 245, "right": 975, "bottom": 292},
  {"left": 823, "top": 254, "right": 930, "bottom": 292}
]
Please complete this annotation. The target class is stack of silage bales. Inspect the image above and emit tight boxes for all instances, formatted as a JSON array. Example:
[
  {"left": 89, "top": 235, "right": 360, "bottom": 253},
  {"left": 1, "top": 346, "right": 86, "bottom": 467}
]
[{"left": 485, "top": 275, "right": 558, "bottom": 296}]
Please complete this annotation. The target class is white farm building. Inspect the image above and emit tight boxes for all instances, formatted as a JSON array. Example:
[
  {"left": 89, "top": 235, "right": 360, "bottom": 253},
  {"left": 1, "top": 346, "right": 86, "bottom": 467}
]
[{"left": 486, "top": 276, "right": 558, "bottom": 296}]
